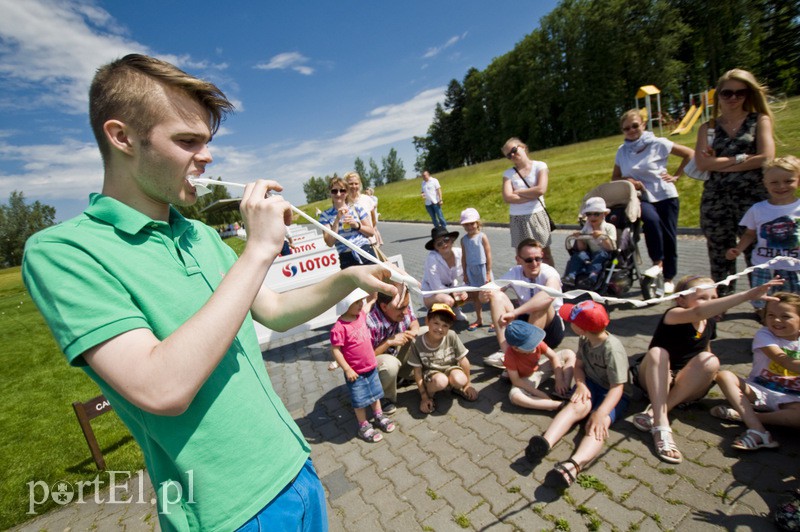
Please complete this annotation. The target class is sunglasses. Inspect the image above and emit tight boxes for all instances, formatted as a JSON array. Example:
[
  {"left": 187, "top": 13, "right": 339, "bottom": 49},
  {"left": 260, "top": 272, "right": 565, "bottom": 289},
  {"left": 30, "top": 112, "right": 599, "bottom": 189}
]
[
  {"left": 330, "top": 188, "right": 347, "bottom": 195},
  {"left": 505, "top": 146, "right": 520, "bottom": 159},
  {"left": 585, "top": 212, "right": 605, "bottom": 217},
  {"left": 518, "top": 256, "right": 544, "bottom": 264},
  {"left": 622, "top": 122, "right": 641, "bottom": 132},
  {"left": 719, "top": 88, "right": 748, "bottom": 100},
  {"left": 434, "top": 237, "right": 452, "bottom": 247}
]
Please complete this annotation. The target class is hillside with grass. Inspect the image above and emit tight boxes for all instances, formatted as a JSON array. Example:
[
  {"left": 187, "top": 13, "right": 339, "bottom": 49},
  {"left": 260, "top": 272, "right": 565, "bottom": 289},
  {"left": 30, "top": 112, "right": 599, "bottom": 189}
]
[{"left": 301, "top": 96, "right": 800, "bottom": 228}]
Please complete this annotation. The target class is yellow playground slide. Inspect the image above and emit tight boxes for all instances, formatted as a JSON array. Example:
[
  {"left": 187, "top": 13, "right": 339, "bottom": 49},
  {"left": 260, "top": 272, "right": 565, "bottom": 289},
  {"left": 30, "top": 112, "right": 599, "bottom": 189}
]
[{"left": 670, "top": 105, "right": 702, "bottom": 135}]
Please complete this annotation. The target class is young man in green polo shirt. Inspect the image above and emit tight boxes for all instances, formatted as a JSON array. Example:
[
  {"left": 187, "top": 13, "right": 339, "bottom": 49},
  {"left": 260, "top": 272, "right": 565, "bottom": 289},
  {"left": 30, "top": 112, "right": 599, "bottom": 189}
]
[{"left": 22, "top": 54, "right": 394, "bottom": 531}]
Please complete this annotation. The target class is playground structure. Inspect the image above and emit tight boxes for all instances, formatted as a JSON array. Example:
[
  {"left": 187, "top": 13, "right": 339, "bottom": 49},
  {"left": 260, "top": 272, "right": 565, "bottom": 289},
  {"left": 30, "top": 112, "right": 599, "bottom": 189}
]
[
  {"left": 635, "top": 85, "right": 663, "bottom": 137},
  {"left": 670, "top": 88, "right": 715, "bottom": 136}
]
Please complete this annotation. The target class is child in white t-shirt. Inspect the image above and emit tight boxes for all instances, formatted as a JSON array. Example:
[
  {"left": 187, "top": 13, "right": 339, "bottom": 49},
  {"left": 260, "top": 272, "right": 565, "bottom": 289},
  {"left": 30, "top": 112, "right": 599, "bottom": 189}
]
[
  {"left": 727, "top": 156, "right": 800, "bottom": 315},
  {"left": 563, "top": 197, "right": 617, "bottom": 287},
  {"left": 713, "top": 292, "right": 800, "bottom": 450}
]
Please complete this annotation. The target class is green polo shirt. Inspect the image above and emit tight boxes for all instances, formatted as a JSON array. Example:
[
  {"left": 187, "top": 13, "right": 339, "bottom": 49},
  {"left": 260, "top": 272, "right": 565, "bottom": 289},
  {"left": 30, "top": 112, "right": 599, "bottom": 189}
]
[{"left": 23, "top": 193, "right": 310, "bottom": 531}]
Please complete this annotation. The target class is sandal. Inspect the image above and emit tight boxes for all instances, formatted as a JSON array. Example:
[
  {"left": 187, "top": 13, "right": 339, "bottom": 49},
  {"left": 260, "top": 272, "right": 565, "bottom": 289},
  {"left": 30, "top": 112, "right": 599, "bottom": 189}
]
[
  {"left": 651, "top": 426, "right": 682, "bottom": 464},
  {"left": 373, "top": 413, "right": 396, "bottom": 433},
  {"left": 710, "top": 405, "right": 742, "bottom": 423},
  {"left": 452, "top": 385, "right": 478, "bottom": 401},
  {"left": 632, "top": 411, "right": 654, "bottom": 432},
  {"left": 328, "top": 361, "right": 339, "bottom": 371},
  {"left": 467, "top": 322, "right": 482, "bottom": 332},
  {"left": 731, "top": 429, "right": 779, "bottom": 451},
  {"left": 544, "top": 458, "right": 581, "bottom": 489},
  {"left": 524, "top": 435, "right": 551, "bottom": 463},
  {"left": 358, "top": 422, "right": 383, "bottom": 443},
  {"left": 487, "top": 325, "right": 496, "bottom": 334}
]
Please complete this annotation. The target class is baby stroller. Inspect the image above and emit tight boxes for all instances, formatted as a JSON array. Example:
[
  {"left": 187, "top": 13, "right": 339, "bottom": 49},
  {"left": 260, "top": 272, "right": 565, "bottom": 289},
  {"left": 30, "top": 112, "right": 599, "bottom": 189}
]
[{"left": 562, "top": 181, "right": 662, "bottom": 300}]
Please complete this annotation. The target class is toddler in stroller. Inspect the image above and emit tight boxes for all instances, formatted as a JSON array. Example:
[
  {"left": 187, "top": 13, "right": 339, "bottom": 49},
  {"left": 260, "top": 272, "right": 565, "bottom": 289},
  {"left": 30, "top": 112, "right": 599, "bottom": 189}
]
[
  {"left": 563, "top": 181, "right": 655, "bottom": 298},
  {"left": 563, "top": 197, "right": 616, "bottom": 288}
]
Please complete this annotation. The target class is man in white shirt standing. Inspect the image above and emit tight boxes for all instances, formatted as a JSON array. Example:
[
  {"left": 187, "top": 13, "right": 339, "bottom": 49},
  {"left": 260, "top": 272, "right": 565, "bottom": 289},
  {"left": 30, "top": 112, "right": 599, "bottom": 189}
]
[
  {"left": 480, "top": 238, "right": 565, "bottom": 368},
  {"left": 421, "top": 170, "right": 447, "bottom": 228}
]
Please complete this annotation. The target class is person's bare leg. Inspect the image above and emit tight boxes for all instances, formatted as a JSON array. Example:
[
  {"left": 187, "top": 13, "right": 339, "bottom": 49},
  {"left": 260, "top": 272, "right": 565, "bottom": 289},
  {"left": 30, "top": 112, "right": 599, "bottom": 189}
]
[
  {"left": 666, "top": 352, "right": 719, "bottom": 410},
  {"left": 488, "top": 291, "right": 515, "bottom": 350},
  {"left": 714, "top": 370, "right": 765, "bottom": 431},
  {"left": 542, "top": 400, "right": 591, "bottom": 446}
]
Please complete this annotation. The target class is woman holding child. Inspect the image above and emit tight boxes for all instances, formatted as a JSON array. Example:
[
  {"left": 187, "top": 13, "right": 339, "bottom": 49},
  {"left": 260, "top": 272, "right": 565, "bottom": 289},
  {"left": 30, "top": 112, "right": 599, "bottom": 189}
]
[
  {"left": 612, "top": 109, "right": 694, "bottom": 294},
  {"left": 501, "top": 137, "right": 555, "bottom": 266},
  {"left": 695, "top": 68, "right": 776, "bottom": 295},
  {"left": 318, "top": 176, "right": 376, "bottom": 269}
]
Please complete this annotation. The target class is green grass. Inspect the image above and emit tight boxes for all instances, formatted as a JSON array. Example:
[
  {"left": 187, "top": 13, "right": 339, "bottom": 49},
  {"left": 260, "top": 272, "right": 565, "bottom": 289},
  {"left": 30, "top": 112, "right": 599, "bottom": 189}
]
[
  {"left": 0, "top": 267, "right": 145, "bottom": 529},
  {"left": 298, "top": 96, "right": 800, "bottom": 228}
]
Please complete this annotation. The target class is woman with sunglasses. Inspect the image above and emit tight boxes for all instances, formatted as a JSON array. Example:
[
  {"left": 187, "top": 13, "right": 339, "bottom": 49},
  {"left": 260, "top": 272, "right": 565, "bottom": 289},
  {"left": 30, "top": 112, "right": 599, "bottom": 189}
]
[
  {"left": 501, "top": 138, "right": 555, "bottom": 266},
  {"left": 612, "top": 109, "right": 694, "bottom": 294},
  {"left": 421, "top": 226, "right": 468, "bottom": 320},
  {"left": 695, "top": 68, "right": 776, "bottom": 295},
  {"left": 319, "top": 177, "right": 376, "bottom": 269},
  {"left": 344, "top": 171, "right": 382, "bottom": 249}
]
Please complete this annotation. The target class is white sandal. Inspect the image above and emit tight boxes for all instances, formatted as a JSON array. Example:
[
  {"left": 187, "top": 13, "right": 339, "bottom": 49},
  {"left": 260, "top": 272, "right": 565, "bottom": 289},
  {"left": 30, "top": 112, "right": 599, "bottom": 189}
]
[
  {"left": 651, "top": 425, "right": 682, "bottom": 464},
  {"left": 731, "top": 429, "right": 779, "bottom": 451}
]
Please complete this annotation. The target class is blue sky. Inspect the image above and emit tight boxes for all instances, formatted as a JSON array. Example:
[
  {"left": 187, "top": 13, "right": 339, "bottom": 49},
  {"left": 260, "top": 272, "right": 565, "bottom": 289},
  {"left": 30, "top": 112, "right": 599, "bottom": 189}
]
[{"left": 0, "top": 0, "right": 559, "bottom": 221}]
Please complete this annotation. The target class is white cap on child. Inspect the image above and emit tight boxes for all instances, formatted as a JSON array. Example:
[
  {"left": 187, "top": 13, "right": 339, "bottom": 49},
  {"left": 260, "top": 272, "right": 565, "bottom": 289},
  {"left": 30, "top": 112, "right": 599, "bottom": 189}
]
[
  {"left": 335, "top": 288, "right": 370, "bottom": 316},
  {"left": 581, "top": 197, "right": 610, "bottom": 215},
  {"left": 460, "top": 208, "right": 480, "bottom": 224}
]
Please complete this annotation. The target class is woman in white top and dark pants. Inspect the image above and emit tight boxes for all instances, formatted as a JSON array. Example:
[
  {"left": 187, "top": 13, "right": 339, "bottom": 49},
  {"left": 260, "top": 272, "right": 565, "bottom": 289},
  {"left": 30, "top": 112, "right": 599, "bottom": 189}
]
[{"left": 612, "top": 109, "right": 694, "bottom": 293}]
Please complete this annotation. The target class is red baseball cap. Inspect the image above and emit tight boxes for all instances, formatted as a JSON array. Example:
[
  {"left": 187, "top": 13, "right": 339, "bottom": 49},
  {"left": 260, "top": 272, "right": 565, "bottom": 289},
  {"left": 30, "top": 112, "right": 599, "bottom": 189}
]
[{"left": 558, "top": 300, "right": 609, "bottom": 333}]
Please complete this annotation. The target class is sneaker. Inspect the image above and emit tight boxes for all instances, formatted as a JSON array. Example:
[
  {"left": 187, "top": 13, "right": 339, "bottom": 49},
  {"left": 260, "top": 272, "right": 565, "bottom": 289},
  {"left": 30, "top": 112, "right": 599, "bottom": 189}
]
[
  {"left": 483, "top": 351, "right": 506, "bottom": 369},
  {"left": 454, "top": 308, "right": 468, "bottom": 322},
  {"left": 644, "top": 265, "right": 663, "bottom": 278},
  {"left": 563, "top": 273, "right": 576, "bottom": 285},
  {"left": 380, "top": 399, "right": 397, "bottom": 415},
  {"left": 664, "top": 281, "right": 675, "bottom": 294}
]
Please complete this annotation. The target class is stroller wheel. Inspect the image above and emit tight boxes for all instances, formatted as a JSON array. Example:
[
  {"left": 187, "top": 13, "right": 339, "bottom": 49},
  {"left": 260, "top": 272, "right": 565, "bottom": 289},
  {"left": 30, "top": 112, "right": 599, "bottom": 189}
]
[{"left": 641, "top": 272, "right": 664, "bottom": 301}]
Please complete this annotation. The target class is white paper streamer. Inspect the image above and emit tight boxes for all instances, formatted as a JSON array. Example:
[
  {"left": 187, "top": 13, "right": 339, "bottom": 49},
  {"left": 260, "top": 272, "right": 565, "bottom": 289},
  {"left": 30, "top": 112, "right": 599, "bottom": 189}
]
[{"left": 188, "top": 177, "right": 800, "bottom": 307}]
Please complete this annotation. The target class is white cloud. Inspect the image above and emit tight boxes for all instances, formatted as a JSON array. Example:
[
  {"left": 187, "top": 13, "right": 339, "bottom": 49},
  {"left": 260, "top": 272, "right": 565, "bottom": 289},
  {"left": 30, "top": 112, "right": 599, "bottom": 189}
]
[
  {"left": 0, "top": 87, "right": 444, "bottom": 214},
  {"left": 0, "top": 0, "right": 229, "bottom": 113},
  {"left": 422, "top": 32, "right": 468, "bottom": 59},
  {"left": 254, "top": 52, "right": 315, "bottom": 76}
]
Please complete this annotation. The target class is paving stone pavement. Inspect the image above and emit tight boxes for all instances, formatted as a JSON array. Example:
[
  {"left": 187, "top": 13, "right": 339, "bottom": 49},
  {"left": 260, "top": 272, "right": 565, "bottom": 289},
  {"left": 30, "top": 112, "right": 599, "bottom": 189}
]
[{"left": 14, "top": 221, "right": 797, "bottom": 531}]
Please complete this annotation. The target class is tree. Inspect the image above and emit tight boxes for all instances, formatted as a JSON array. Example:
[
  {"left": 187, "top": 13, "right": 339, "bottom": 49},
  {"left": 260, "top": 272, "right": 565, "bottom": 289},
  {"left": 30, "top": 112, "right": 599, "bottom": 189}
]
[
  {"left": 302, "top": 175, "right": 329, "bottom": 203},
  {"left": 367, "top": 158, "right": 382, "bottom": 187},
  {"left": 353, "top": 157, "right": 369, "bottom": 188},
  {"left": 0, "top": 191, "right": 56, "bottom": 267},
  {"left": 381, "top": 148, "right": 406, "bottom": 184},
  {"left": 175, "top": 177, "right": 240, "bottom": 226}
]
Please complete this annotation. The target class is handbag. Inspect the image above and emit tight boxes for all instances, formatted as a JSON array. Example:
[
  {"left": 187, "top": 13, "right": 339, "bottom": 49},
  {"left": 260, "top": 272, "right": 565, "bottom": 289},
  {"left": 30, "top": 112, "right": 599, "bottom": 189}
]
[
  {"left": 514, "top": 167, "right": 557, "bottom": 231},
  {"left": 685, "top": 120, "right": 716, "bottom": 181}
]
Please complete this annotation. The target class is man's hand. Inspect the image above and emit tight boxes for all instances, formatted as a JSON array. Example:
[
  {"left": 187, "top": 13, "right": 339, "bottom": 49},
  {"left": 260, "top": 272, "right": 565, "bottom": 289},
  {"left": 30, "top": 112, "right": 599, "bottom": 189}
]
[
  {"left": 419, "top": 397, "right": 435, "bottom": 414},
  {"left": 499, "top": 311, "right": 516, "bottom": 325},
  {"left": 239, "top": 180, "right": 291, "bottom": 259}
]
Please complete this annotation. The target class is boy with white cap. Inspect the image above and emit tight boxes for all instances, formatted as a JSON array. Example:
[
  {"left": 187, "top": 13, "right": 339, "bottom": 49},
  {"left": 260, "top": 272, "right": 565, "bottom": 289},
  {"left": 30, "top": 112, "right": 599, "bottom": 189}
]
[
  {"left": 331, "top": 288, "right": 396, "bottom": 443},
  {"left": 525, "top": 300, "right": 629, "bottom": 490},
  {"left": 563, "top": 197, "right": 617, "bottom": 287}
]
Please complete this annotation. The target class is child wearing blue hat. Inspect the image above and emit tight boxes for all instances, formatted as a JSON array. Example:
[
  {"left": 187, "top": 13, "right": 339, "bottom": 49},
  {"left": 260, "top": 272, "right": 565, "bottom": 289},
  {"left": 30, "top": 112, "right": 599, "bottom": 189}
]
[{"left": 504, "top": 320, "right": 575, "bottom": 411}]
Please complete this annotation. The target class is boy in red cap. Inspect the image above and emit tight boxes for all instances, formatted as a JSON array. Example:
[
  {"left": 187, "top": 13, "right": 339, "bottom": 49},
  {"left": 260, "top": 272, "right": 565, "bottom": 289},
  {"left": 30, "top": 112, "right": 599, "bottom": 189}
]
[{"left": 524, "top": 300, "right": 629, "bottom": 490}]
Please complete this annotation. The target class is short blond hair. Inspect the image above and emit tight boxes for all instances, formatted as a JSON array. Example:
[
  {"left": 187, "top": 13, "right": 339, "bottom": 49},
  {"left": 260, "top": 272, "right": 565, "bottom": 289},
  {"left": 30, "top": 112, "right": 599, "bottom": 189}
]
[{"left": 764, "top": 155, "right": 800, "bottom": 176}]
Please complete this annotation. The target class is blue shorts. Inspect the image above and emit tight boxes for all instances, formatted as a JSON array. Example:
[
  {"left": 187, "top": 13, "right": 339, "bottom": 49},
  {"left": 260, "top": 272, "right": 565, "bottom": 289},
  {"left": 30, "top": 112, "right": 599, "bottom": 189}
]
[
  {"left": 585, "top": 377, "right": 629, "bottom": 424},
  {"left": 237, "top": 458, "right": 328, "bottom": 532},
  {"left": 346, "top": 367, "right": 384, "bottom": 409}
]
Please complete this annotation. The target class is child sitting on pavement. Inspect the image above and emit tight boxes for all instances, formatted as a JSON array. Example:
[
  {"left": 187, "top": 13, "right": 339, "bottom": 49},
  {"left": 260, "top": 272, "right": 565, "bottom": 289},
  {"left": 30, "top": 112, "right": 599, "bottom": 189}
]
[
  {"left": 563, "top": 196, "right": 617, "bottom": 287},
  {"left": 524, "top": 300, "right": 629, "bottom": 489},
  {"left": 504, "top": 320, "right": 575, "bottom": 411},
  {"left": 330, "top": 288, "right": 396, "bottom": 443},
  {"left": 409, "top": 303, "right": 478, "bottom": 414},
  {"left": 630, "top": 275, "right": 785, "bottom": 463},
  {"left": 713, "top": 291, "right": 800, "bottom": 451}
]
